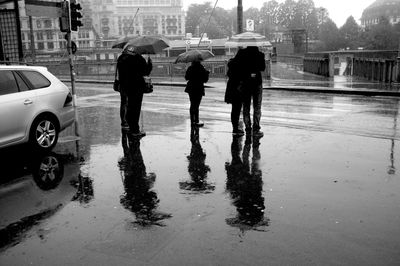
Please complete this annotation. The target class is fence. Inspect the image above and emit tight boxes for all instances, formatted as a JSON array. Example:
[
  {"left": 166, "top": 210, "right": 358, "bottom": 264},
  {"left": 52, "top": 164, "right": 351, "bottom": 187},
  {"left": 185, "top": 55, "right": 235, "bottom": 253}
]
[{"left": 36, "top": 59, "right": 271, "bottom": 81}]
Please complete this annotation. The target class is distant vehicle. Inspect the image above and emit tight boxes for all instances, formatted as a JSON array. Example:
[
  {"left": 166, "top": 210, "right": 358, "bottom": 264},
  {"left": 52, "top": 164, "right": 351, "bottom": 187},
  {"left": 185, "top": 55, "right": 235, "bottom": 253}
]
[{"left": 0, "top": 65, "right": 75, "bottom": 151}]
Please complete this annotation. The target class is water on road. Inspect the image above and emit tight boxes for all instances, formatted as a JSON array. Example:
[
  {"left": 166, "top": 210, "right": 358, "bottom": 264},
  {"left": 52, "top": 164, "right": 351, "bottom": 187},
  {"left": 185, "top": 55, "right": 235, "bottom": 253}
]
[{"left": 0, "top": 83, "right": 399, "bottom": 265}]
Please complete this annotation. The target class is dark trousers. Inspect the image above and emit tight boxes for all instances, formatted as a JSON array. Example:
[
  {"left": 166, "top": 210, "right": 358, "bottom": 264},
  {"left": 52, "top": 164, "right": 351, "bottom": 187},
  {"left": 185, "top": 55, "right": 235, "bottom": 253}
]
[
  {"left": 126, "top": 92, "right": 143, "bottom": 133},
  {"left": 120, "top": 90, "right": 128, "bottom": 127},
  {"left": 231, "top": 98, "right": 243, "bottom": 130},
  {"left": 243, "top": 85, "right": 263, "bottom": 132},
  {"left": 189, "top": 93, "right": 202, "bottom": 124}
]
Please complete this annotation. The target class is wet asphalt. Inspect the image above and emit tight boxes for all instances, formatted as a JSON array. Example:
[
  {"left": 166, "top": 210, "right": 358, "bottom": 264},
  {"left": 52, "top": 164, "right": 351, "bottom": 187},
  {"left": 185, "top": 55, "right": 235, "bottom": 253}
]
[{"left": 0, "top": 65, "right": 400, "bottom": 265}]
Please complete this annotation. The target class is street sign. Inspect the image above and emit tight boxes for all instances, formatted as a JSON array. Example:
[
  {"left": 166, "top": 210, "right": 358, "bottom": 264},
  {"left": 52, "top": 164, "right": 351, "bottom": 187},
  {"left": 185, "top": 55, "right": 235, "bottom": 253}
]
[
  {"left": 25, "top": 0, "right": 61, "bottom": 18},
  {"left": 246, "top": 19, "right": 254, "bottom": 32}
]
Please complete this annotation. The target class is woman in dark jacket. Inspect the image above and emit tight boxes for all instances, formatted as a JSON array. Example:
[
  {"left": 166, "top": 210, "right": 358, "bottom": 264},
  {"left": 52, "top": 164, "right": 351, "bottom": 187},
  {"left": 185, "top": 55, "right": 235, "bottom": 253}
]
[
  {"left": 225, "top": 48, "right": 245, "bottom": 136},
  {"left": 184, "top": 60, "right": 209, "bottom": 127}
]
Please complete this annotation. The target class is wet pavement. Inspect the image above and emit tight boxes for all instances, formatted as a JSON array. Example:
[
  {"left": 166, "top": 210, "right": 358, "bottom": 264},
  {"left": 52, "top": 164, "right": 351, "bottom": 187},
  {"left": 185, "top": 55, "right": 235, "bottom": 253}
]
[{"left": 1, "top": 75, "right": 400, "bottom": 265}]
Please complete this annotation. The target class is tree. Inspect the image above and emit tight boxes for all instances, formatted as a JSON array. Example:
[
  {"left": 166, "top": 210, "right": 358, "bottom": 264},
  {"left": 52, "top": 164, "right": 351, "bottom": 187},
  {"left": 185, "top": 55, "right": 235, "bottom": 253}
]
[
  {"left": 259, "top": 0, "right": 281, "bottom": 37},
  {"left": 185, "top": 3, "right": 213, "bottom": 36},
  {"left": 186, "top": 3, "right": 235, "bottom": 38},
  {"left": 363, "top": 17, "right": 398, "bottom": 49},
  {"left": 277, "top": 0, "right": 297, "bottom": 28},
  {"left": 340, "top": 16, "right": 361, "bottom": 49},
  {"left": 318, "top": 18, "right": 342, "bottom": 51}
]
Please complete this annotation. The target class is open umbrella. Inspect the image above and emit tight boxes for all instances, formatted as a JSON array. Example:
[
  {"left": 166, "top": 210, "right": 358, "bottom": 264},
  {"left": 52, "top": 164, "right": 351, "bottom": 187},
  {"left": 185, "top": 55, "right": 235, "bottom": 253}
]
[
  {"left": 174, "top": 49, "right": 215, "bottom": 63},
  {"left": 225, "top": 31, "right": 272, "bottom": 48},
  {"left": 112, "top": 35, "right": 137, "bottom": 49},
  {"left": 113, "top": 35, "right": 170, "bottom": 54}
]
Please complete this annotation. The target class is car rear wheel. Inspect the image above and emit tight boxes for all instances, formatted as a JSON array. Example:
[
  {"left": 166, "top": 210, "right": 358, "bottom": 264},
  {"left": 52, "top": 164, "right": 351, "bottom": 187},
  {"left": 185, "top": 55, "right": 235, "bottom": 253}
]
[{"left": 30, "top": 116, "right": 59, "bottom": 151}]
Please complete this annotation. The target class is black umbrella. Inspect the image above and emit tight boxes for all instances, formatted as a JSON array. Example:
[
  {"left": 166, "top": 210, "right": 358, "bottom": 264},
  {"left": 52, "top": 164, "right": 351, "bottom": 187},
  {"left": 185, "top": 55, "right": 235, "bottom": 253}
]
[
  {"left": 113, "top": 35, "right": 169, "bottom": 54},
  {"left": 174, "top": 49, "right": 215, "bottom": 63}
]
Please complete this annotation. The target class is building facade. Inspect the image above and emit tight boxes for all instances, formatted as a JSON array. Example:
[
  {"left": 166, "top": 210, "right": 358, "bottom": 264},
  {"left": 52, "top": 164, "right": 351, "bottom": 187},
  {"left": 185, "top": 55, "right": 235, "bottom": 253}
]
[
  {"left": 361, "top": 0, "right": 400, "bottom": 27},
  {"left": 17, "top": 0, "right": 96, "bottom": 57},
  {"left": 91, "top": 0, "right": 185, "bottom": 39}
]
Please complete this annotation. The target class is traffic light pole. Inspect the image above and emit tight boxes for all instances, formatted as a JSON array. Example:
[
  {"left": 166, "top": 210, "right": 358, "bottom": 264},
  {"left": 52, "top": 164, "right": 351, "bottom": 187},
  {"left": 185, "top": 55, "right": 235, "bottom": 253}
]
[
  {"left": 66, "top": 31, "right": 79, "bottom": 137},
  {"left": 66, "top": 31, "right": 77, "bottom": 107}
]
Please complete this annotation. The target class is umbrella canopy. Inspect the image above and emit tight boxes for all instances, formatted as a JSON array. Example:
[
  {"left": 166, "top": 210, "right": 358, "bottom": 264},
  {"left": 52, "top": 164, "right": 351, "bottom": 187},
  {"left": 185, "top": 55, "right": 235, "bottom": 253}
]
[
  {"left": 225, "top": 31, "right": 272, "bottom": 48},
  {"left": 112, "top": 35, "right": 137, "bottom": 49},
  {"left": 113, "top": 35, "right": 170, "bottom": 54},
  {"left": 174, "top": 49, "right": 215, "bottom": 64}
]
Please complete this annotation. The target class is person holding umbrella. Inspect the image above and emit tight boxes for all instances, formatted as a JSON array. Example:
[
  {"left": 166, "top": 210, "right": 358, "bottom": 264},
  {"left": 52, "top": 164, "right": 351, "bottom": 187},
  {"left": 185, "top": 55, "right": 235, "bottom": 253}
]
[
  {"left": 117, "top": 44, "right": 152, "bottom": 137},
  {"left": 240, "top": 46, "right": 266, "bottom": 137},
  {"left": 184, "top": 58, "right": 210, "bottom": 127}
]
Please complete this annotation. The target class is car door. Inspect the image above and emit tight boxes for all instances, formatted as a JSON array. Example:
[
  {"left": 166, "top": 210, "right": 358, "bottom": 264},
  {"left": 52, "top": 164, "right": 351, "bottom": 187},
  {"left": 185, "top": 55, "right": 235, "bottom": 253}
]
[{"left": 0, "top": 70, "right": 37, "bottom": 146}]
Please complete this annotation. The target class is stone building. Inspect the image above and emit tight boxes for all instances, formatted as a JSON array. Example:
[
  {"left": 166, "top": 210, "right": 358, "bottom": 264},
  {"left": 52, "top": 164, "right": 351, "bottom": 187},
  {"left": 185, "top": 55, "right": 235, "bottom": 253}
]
[
  {"left": 17, "top": 0, "right": 96, "bottom": 56},
  {"left": 361, "top": 0, "right": 400, "bottom": 27},
  {"left": 91, "top": 0, "right": 185, "bottom": 39}
]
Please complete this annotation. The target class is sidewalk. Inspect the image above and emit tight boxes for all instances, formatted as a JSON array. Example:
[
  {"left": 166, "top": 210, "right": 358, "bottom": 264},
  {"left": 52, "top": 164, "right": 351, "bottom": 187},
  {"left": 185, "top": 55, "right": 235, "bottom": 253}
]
[{"left": 63, "top": 63, "right": 400, "bottom": 97}]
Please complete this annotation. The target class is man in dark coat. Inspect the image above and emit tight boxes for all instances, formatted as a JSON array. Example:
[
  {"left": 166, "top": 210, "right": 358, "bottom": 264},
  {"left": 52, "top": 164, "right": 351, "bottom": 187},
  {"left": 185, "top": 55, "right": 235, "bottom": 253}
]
[
  {"left": 240, "top": 46, "right": 266, "bottom": 137},
  {"left": 117, "top": 45, "right": 152, "bottom": 137},
  {"left": 184, "top": 60, "right": 209, "bottom": 127}
]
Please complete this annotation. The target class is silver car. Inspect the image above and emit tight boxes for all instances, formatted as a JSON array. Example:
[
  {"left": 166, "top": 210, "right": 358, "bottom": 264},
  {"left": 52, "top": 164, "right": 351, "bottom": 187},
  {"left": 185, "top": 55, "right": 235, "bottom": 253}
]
[{"left": 0, "top": 65, "right": 75, "bottom": 151}]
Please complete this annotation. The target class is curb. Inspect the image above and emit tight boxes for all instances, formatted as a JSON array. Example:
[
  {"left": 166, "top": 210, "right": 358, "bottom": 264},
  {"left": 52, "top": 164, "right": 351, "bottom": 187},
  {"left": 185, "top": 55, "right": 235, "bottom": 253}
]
[{"left": 267, "top": 86, "right": 400, "bottom": 97}]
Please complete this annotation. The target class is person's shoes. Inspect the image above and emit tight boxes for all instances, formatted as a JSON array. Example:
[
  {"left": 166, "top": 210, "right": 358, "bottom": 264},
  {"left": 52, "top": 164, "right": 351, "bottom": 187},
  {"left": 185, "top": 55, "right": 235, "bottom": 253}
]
[
  {"left": 232, "top": 129, "right": 244, "bottom": 136},
  {"left": 253, "top": 130, "right": 264, "bottom": 138},
  {"left": 130, "top": 131, "right": 146, "bottom": 138}
]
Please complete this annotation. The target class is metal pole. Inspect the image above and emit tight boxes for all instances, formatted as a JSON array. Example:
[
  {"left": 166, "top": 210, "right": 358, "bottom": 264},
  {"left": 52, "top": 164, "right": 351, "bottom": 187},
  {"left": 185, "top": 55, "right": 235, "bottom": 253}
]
[
  {"left": 237, "top": 0, "right": 243, "bottom": 34},
  {"left": 14, "top": 0, "right": 23, "bottom": 61},
  {"left": 198, "top": 0, "right": 219, "bottom": 48},
  {"left": 126, "top": 8, "right": 139, "bottom": 37},
  {"left": 65, "top": 0, "right": 79, "bottom": 137},
  {"left": 29, "top": 16, "right": 36, "bottom": 63},
  {"left": 66, "top": 31, "right": 79, "bottom": 137}
]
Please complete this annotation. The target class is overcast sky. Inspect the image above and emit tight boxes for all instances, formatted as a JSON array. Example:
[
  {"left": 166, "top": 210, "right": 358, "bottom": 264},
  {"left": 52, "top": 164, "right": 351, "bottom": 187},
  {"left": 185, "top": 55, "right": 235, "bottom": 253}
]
[{"left": 182, "top": 0, "right": 376, "bottom": 27}]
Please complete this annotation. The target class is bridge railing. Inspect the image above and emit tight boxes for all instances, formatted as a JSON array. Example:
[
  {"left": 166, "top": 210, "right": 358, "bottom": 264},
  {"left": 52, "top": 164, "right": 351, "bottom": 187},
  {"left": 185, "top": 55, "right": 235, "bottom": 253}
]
[
  {"left": 303, "top": 50, "right": 400, "bottom": 82},
  {"left": 35, "top": 59, "right": 271, "bottom": 82}
]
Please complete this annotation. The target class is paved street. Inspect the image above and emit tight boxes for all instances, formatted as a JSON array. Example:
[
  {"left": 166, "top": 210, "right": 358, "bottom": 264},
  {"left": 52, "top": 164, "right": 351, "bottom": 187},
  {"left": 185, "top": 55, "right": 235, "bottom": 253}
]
[{"left": 1, "top": 78, "right": 400, "bottom": 265}]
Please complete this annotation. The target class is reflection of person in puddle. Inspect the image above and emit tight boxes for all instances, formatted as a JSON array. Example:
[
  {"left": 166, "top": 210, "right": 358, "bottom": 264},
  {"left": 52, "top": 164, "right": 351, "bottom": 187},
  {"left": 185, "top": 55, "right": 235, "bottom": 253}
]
[
  {"left": 179, "top": 127, "right": 214, "bottom": 193},
  {"left": 119, "top": 131, "right": 171, "bottom": 226},
  {"left": 225, "top": 136, "right": 269, "bottom": 231}
]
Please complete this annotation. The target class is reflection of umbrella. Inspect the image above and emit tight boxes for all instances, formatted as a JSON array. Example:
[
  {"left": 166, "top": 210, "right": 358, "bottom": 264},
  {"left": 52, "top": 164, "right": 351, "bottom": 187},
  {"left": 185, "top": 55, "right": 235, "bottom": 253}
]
[
  {"left": 174, "top": 49, "right": 214, "bottom": 63},
  {"left": 225, "top": 31, "right": 272, "bottom": 48},
  {"left": 113, "top": 35, "right": 170, "bottom": 54}
]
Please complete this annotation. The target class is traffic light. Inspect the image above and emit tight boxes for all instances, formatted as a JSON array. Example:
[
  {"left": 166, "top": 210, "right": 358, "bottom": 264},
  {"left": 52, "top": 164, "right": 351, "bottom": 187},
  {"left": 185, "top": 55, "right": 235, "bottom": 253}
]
[
  {"left": 70, "top": 0, "right": 83, "bottom": 32},
  {"left": 59, "top": 1, "right": 70, "bottom": 32}
]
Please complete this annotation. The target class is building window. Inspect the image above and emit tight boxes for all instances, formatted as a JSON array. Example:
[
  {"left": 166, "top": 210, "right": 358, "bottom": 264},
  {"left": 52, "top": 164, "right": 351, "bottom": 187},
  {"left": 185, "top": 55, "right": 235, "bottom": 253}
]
[
  {"left": 38, "top": 43, "right": 44, "bottom": 50},
  {"left": 36, "top": 20, "right": 42, "bottom": 29},
  {"left": 46, "top": 31, "right": 53, "bottom": 40},
  {"left": 47, "top": 42, "right": 54, "bottom": 49},
  {"left": 44, "top": 20, "right": 52, "bottom": 28},
  {"left": 37, "top": 32, "right": 43, "bottom": 40}
]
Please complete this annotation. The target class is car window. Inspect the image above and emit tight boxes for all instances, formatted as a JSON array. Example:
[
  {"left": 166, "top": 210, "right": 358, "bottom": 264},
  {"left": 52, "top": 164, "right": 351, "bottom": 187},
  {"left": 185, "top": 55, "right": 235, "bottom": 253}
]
[
  {"left": 19, "top": 70, "right": 51, "bottom": 89},
  {"left": 13, "top": 72, "right": 30, "bottom": 92},
  {"left": 0, "top": 70, "right": 19, "bottom": 96}
]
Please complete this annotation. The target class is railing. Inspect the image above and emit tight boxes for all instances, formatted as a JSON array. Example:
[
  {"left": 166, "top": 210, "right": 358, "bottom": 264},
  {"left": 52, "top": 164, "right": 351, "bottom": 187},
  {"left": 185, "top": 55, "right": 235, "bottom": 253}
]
[
  {"left": 35, "top": 59, "right": 272, "bottom": 81},
  {"left": 277, "top": 54, "right": 304, "bottom": 68}
]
